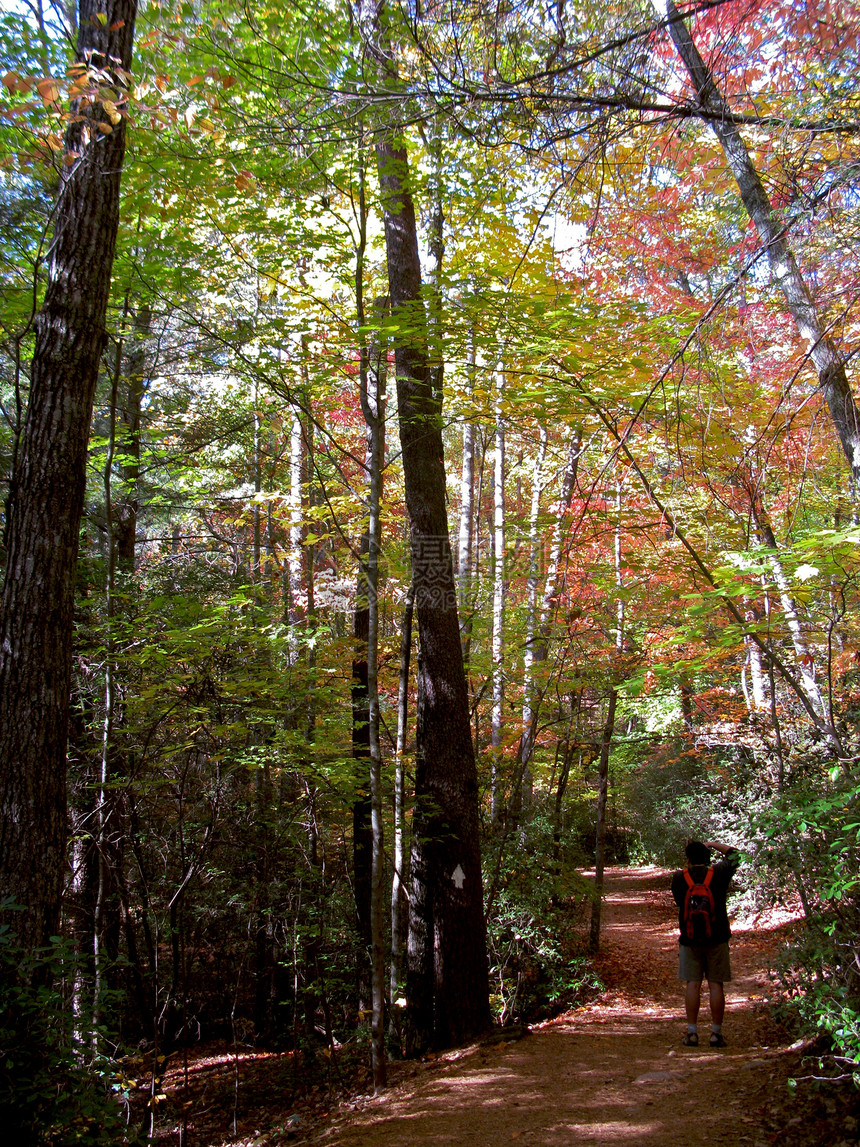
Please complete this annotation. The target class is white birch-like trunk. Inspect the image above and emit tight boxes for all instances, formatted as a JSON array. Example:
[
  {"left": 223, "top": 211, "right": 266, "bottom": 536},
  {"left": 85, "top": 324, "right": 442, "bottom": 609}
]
[
  {"left": 287, "top": 403, "right": 304, "bottom": 645},
  {"left": 519, "top": 425, "right": 548, "bottom": 805},
  {"left": 252, "top": 377, "right": 262, "bottom": 583},
  {"left": 752, "top": 512, "right": 824, "bottom": 717},
  {"left": 743, "top": 597, "right": 767, "bottom": 711},
  {"left": 536, "top": 429, "right": 582, "bottom": 659},
  {"left": 491, "top": 366, "right": 506, "bottom": 822},
  {"left": 390, "top": 580, "right": 413, "bottom": 1008}
]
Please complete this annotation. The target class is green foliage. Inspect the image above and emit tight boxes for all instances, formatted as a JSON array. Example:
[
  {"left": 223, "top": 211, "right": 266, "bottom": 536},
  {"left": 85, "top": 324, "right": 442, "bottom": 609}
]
[
  {"left": 750, "top": 769, "right": 860, "bottom": 1074},
  {"left": 485, "top": 815, "right": 601, "bottom": 1024},
  {"left": 620, "top": 736, "right": 754, "bottom": 865},
  {"left": 0, "top": 912, "right": 138, "bottom": 1145}
]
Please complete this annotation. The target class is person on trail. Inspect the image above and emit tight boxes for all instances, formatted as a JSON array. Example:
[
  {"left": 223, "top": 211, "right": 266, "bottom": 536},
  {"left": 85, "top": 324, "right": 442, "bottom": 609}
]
[{"left": 671, "top": 839, "right": 740, "bottom": 1048}]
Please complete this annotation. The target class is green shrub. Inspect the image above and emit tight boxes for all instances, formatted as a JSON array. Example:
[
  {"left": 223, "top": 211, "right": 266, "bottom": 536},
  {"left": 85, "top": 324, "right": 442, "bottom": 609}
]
[
  {"left": 485, "top": 814, "right": 601, "bottom": 1024},
  {"left": 0, "top": 912, "right": 139, "bottom": 1146},
  {"left": 620, "top": 738, "right": 758, "bottom": 864},
  {"left": 751, "top": 770, "right": 860, "bottom": 1076}
]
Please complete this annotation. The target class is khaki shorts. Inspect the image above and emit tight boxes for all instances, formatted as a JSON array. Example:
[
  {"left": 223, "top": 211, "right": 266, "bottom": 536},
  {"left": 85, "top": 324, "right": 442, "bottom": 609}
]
[{"left": 678, "top": 941, "right": 732, "bottom": 983}]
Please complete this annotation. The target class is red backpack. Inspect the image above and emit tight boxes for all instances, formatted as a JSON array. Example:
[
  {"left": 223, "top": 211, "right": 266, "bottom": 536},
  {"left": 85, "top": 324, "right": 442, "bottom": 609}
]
[{"left": 683, "top": 867, "right": 715, "bottom": 944}]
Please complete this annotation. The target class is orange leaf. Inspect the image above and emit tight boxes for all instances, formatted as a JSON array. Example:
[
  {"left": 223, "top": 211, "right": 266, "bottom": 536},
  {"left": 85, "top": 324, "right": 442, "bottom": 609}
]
[{"left": 36, "top": 78, "right": 60, "bottom": 104}]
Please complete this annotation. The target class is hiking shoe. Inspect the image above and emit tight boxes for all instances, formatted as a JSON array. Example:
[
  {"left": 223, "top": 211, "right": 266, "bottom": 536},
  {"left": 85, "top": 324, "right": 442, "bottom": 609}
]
[
  {"left": 709, "top": 1033, "right": 726, "bottom": 1048},
  {"left": 682, "top": 1032, "right": 698, "bottom": 1046}
]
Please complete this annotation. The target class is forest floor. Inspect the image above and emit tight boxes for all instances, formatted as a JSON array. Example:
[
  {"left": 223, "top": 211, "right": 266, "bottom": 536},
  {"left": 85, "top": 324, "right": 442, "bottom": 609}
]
[{"left": 147, "top": 867, "right": 859, "bottom": 1146}]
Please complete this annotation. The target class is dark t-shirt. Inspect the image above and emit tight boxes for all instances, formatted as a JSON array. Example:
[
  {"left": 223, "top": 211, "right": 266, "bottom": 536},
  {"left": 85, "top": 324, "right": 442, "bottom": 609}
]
[{"left": 671, "top": 849, "right": 740, "bottom": 947}]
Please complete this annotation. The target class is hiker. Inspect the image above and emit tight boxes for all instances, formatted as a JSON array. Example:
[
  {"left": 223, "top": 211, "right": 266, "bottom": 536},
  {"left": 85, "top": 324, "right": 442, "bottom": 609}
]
[{"left": 671, "top": 839, "right": 740, "bottom": 1048}]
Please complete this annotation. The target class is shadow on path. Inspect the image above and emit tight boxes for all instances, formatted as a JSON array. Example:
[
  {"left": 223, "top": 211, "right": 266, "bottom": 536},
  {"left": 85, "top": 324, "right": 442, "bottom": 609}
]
[{"left": 309, "top": 867, "right": 833, "bottom": 1146}]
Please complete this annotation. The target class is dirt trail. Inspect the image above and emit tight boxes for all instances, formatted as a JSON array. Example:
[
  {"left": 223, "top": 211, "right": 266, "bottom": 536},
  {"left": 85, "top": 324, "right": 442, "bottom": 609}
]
[{"left": 309, "top": 867, "right": 836, "bottom": 1147}]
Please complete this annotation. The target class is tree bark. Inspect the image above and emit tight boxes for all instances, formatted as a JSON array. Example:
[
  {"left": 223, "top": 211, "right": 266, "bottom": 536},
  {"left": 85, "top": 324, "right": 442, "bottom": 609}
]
[
  {"left": 457, "top": 336, "right": 476, "bottom": 663},
  {"left": 115, "top": 300, "right": 150, "bottom": 572},
  {"left": 0, "top": 0, "right": 138, "bottom": 955},
  {"left": 589, "top": 687, "right": 618, "bottom": 952},
  {"left": 589, "top": 483, "right": 624, "bottom": 952},
  {"left": 657, "top": 0, "right": 860, "bottom": 482},
  {"left": 360, "top": 0, "right": 490, "bottom": 1050},
  {"left": 519, "top": 425, "right": 548, "bottom": 806},
  {"left": 390, "top": 580, "right": 414, "bottom": 1010},
  {"left": 490, "top": 367, "right": 505, "bottom": 822},
  {"left": 535, "top": 429, "right": 582, "bottom": 661},
  {"left": 359, "top": 305, "right": 387, "bottom": 1090}
]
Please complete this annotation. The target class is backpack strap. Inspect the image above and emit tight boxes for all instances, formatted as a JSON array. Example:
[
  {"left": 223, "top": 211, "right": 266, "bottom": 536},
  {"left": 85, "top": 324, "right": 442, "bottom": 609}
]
[
  {"left": 683, "top": 869, "right": 694, "bottom": 889},
  {"left": 703, "top": 867, "right": 714, "bottom": 888}
]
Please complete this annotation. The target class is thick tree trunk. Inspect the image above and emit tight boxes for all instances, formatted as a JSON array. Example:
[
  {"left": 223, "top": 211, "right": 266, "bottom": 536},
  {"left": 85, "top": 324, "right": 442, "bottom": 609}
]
[
  {"left": 361, "top": 0, "right": 490, "bottom": 1050},
  {"left": 0, "top": 0, "right": 138, "bottom": 955},
  {"left": 379, "top": 140, "right": 490, "bottom": 1046},
  {"left": 657, "top": 0, "right": 860, "bottom": 481}
]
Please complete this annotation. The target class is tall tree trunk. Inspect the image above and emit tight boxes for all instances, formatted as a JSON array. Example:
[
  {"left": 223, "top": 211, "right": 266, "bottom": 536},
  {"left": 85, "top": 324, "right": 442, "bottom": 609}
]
[
  {"left": 390, "top": 580, "right": 414, "bottom": 1010},
  {"left": 360, "top": 0, "right": 490, "bottom": 1051},
  {"left": 288, "top": 401, "right": 305, "bottom": 625},
  {"left": 535, "top": 429, "right": 582, "bottom": 661},
  {"left": 490, "top": 367, "right": 505, "bottom": 822},
  {"left": 358, "top": 305, "right": 387, "bottom": 1089},
  {"left": 589, "top": 687, "right": 618, "bottom": 952},
  {"left": 115, "top": 300, "right": 150, "bottom": 572},
  {"left": 519, "top": 426, "right": 548, "bottom": 805},
  {"left": 589, "top": 483, "right": 624, "bottom": 952},
  {"left": 457, "top": 336, "right": 476, "bottom": 663},
  {"left": 656, "top": 0, "right": 860, "bottom": 481},
  {"left": 0, "top": 0, "right": 138, "bottom": 955},
  {"left": 351, "top": 289, "right": 376, "bottom": 1012}
]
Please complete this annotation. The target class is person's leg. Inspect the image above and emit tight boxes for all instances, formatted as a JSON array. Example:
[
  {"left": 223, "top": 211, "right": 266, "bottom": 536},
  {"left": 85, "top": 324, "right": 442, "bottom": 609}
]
[
  {"left": 679, "top": 945, "right": 705, "bottom": 1044},
  {"left": 708, "top": 980, "right": 725, "bottom": 1026},
  {"left": 704, "top": 944, "right": 731, "bottom": 1045},
  {"left": 685, "top": 979, "right": 702, "bottom": 1025}
]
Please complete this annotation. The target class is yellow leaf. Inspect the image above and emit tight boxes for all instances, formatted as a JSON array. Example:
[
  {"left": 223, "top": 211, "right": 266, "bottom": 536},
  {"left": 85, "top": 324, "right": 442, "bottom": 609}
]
[
  {"left": 101, "top": 98, "right": 121, "bottom": 124},
  {"left": 98, "top": 121, "right": 113, "bottom": 134}
]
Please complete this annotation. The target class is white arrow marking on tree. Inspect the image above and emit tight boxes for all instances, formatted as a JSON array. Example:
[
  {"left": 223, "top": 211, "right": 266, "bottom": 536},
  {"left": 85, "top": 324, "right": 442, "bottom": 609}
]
[{"left": 452, "top": 864, "right": 465, "bottom": 889}]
